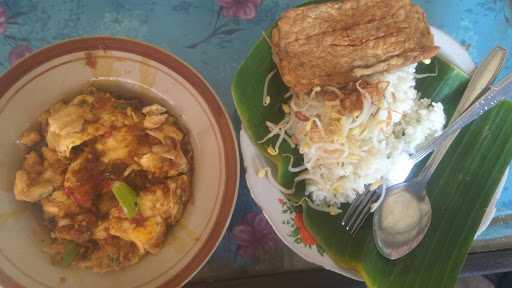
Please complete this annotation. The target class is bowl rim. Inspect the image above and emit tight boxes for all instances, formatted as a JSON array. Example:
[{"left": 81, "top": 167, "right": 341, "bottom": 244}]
[{"left": 0, "top": 36, "right": 240, "bottom": 288}]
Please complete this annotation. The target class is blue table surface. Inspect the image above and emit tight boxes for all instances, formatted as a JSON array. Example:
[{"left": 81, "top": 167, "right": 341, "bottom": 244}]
[{"left": 1, "top": 0, "right": 512, "bottom": 281}]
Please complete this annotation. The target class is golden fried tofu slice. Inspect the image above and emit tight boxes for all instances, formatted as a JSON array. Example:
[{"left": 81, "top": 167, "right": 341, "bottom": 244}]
[
  {"left": 19, "top": 129, "right": 41, "bottom": 146},
  {"left": 41, "top": 147, "right": 68, "bottom": 176},
  {"left": 142, "top": 104, "right": 167, "bottom": 115},
  {"left": 14, "top": 148, "right": 67, "bottom": 202},
  {"left": 139, "top": 120, "right": 189, "bottom": 177},
  {"left": 40, "top": 190, "right": 80, "bottom": 218},
  {"left": 142, "top": 104, "right": 168, "bottom": 129},
  {"left": 95, "top": 126, "right": 151, "bottom": 164},
  {"left": 139, "top": 176, "right": 190, "bottom": 225},
  {"left": 46, "top": 101, "right": 97, "bottom": 157},
  {"left": 146, "top": 123, "right": 184, "bottom": 144},
  {"left": 97, "top": 192, "right": 117, "bottom": 216},
  {"left": 271, "top": 0, "right": 438, "bottom": 92},
  {"left": 136, "top": 153, "right": 168, "bottom": 177},
  {"left": 79, "top": 238, "right": 143, "bottom": 273},
  {"left": 63, "top": 149, "right": 103, "bottom": 207},
  {"left": 136, "top": 153, "right": 183, "bottom": 178},
  {"left": 144, "top": 114, "right": 167, "bottom": 129},
  {"left": 45, "top": 93, "right": 137, "bottom": 158},
  {"left": 109, "top": 208, "right": 167, "bottom": 254},
  {"left": 52, "top": 212, "right": 97, "bottom": 243},
  {"left": 14, "top": 153, "right": 45, "bottom": 202},
  {"left": 90, "top": 92, "right": 139, "bottom": 128},
  {"left": 46, "top": 130, "right": 95, "bottom": 158},
  {"left": 92, "top": 220, "right": 111, "bottom": 240},
  {"left": 48, "top": 103, "right": 92, "bottom": 135},
  {"left": 13, "top": 171, "right": 55, "bottom": 202},
  {"left": 136, "top": 138, "right": 188, "bottom": 178}
]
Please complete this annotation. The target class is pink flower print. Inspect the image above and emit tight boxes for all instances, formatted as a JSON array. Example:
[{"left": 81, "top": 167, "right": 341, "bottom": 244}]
[
  {"left": 188, "top": 0, "right": 258, "bottom": 49},
  {"left": 217, "top": 0, "right": 262, "bottom": 20},
  {"left": 232, "top": 211, "right": 279, "bottom": 259},
  {"left": 9, "top": 43, "right": 33, "bottom": 65},
  {"left": 0, "top": 5, "right": 6, "bottom": 35}
]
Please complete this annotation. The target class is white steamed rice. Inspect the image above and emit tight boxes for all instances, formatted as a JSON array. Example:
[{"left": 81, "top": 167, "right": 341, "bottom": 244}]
[{"left": 285, "top": 64, "right": 445, "bottom": 206}]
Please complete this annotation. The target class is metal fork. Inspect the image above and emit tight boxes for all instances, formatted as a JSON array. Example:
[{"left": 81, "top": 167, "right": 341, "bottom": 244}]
[{"left": 341, "top": 185, "right": 383, "bottom": 236}]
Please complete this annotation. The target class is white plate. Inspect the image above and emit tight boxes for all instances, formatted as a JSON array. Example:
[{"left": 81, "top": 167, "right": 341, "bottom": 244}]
[{"left": 240, "top": 27, "right": 507, "bottom": 280}]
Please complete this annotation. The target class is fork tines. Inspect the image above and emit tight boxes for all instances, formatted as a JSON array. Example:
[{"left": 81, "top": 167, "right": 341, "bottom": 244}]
[{"left": 341, "top": 188, "right": 380, "bottom": 237}]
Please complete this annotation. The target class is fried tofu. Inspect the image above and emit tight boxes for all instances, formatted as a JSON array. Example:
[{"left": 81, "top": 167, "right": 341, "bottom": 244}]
[
  {"left": 139, "top": 176, "right": 190, "bottom": 224},
  {"left": 45, "top": 93, "right": 139, "bottom": 157},
  {"left": 144, "top": 114, "right": 167, "bottom": 129},
  {"left": 90, "top": 92, "right": 140, "bottom": 129},
  {"left": 92, "top": 220, "right": 111, "bottom": 240},
  {"left": 109, "top": 210, "right": 167, "bottom": 254},
  {"left": 136, "top": 138, "right": 188, "bottom": 177},
  {"left": 41, "top": 190, "right": 80, "bottom": 218},
  {"left": 271, "top": 0, "right": 438, "bottom": 92},
  {"left": 95, "top": 126, "right": 151, "bottom": 164},
  {"left": 51, "top": 212, "right": 97, "bottom": 243},
  {"left": 14, "top": 148, "right": 67, "bottom": 202},
  {"left": 79, "top": 238, "right": 143, "bottom": 272},
  {"left": 146, "top": 123, "right": 184, "bottom": 144},
  {"left": 136, "top": 152, "right": 183, "bottom": 178},
  {"left": 46, "top": 102, "right": 96, "bottom": 157},
  {"left": 19, "top": 130, "right": 41, "bottom": 146},
  {"left": 63, "top": 149, "right": 103, "bottom": 207}
]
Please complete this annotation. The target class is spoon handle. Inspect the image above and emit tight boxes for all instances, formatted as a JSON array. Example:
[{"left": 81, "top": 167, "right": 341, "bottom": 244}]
[
  {"left": 413, "top": 71, "right": 512, "bottom": 179},
  {"left": 411, "top": 48, "right": 507, "bottom": 180}
]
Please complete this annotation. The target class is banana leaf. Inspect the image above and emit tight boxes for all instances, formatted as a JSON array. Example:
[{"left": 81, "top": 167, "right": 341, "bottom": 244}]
[
  {"left": 232, "top": 26, "right": 305, "bottom": 203},
  {"left": 232, "top": 1, "right": 512, "bottom": 287}
]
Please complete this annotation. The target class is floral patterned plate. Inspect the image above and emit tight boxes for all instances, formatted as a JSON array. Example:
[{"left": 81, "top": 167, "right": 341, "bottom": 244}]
[{"left": 240, "top": 27, "right": 508, "bottom": 280}]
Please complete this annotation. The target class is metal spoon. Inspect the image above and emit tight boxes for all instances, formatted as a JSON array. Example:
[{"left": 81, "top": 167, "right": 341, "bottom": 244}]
[{"left": 374, "top": 49, "right": 509, "bottom": 260}]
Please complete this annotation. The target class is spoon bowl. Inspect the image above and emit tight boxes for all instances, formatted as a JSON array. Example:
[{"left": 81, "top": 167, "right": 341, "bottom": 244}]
[{"left": 373, "top": 180, "right": 432, "bottom": 259}]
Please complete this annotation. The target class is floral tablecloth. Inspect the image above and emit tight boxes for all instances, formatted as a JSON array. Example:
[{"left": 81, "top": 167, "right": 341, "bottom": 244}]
[{"left": 1, "top": 0, "right": 512, "bottom": 282}]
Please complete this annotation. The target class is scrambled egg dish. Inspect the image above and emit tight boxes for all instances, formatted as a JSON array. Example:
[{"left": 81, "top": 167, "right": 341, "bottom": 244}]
[{"left": 14, "top": 88, "right": 192, "bottom": 272}]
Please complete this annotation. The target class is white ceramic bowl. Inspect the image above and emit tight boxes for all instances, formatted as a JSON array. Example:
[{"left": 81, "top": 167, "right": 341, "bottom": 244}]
[{"left": 0, "top": 37, "right": 239, "bottom": 288}]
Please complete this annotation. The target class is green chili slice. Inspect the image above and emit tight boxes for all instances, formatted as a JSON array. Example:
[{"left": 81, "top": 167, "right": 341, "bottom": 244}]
[
  {"left": 112, "top": 181, "right": 138, "bottom": 219},
  {"left": 62, "top": 241, "right": 78, "bottom": 267}
]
